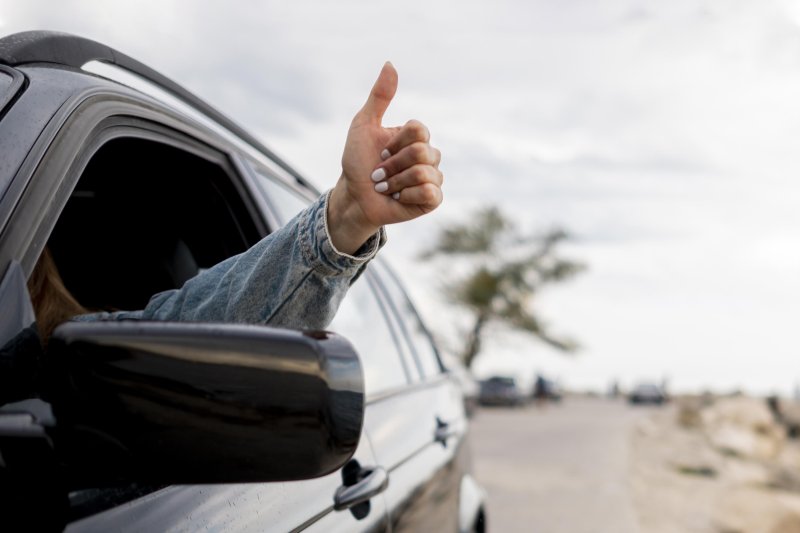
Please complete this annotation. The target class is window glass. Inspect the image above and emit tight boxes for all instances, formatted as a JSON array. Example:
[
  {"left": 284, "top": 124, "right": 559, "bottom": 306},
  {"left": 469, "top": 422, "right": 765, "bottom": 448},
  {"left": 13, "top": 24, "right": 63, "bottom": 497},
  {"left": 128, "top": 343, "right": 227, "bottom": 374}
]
[
  {"left": 372, "top": 260, "right": 443, "bottom": 378},
  {"left": 328, "top": 276, "right": 410, "bottom": 398},
  {"left": 249, "top": 164, "right": 311, "bottom": 225}
]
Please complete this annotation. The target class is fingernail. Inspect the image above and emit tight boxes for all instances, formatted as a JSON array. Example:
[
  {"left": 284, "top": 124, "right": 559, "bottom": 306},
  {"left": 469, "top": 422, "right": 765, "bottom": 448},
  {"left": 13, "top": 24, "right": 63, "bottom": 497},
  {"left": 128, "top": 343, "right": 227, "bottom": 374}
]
[
  {"left": 392, "top": 192, "right": 400, "bottom": 200},
  {"left": 371, "top": 168, "right": 386, "bottom": 182},
  {"left": 381, "top": 149, "right": 391, "bottom": 160},
  {"left": 375, "top": 181, "right": 389, "bottom": 193}
]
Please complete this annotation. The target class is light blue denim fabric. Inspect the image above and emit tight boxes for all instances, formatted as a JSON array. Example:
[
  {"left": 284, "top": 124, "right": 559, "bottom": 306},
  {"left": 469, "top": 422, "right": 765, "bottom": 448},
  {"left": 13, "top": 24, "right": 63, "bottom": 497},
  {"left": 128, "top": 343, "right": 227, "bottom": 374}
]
[{"left": 73, "top": 191, "right": 386, "bottom": 330}]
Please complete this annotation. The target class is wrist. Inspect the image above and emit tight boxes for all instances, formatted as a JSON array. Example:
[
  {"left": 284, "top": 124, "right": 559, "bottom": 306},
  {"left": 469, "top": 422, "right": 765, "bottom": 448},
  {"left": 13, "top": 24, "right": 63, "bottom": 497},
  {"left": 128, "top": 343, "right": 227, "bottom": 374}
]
[{"left": 327, "top": 180, "right": 381, "bottom": 255}]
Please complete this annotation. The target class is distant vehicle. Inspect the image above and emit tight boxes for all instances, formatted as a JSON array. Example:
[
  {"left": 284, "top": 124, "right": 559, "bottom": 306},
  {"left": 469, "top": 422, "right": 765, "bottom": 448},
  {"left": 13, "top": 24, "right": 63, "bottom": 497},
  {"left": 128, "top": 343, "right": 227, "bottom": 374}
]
[
  {"left": 628, "top": 383, "right": 667, "bottom": 405},
  {"left": 543, "top": 379, "right": 563, "bottom": 402},
  {"left": 533, "top": 374, "right": 563, "bottom": 403},
  {"left": 479, "top": 376, "right": 527, "bottom": 407}
]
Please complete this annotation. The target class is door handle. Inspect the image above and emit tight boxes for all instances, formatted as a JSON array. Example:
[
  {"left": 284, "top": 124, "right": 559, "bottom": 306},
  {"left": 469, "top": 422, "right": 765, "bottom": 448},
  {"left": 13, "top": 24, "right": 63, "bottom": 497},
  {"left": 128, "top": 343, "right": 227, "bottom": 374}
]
[
  {"left": 333, "top": 466, "right": 389, "bottom": 511},
  {"left": 434, "top": 416, "right": 458, "bottom": 446}
]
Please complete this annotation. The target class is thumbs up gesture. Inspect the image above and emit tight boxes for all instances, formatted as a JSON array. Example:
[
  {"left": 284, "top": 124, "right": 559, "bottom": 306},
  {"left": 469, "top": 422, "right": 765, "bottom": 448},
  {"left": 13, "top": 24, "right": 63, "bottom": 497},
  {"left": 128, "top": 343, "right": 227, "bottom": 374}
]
[{"left": 328, "top": 62, "right": 443, "bottom": 254}]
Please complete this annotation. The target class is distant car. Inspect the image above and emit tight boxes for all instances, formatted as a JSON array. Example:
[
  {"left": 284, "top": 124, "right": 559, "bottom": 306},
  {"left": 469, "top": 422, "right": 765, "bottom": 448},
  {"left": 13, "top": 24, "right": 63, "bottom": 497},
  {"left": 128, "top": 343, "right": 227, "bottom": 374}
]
[
  {"left": 543, "top": 379, "right": 563, "bottom": 402},
  {"left": 479, "top": 376, "right": 527, "bottom": 407},
  {"left": 628, "top": 383, "right": 667, "bottom": 405},
  {"left": 533, "top": 375, "right": 563, "bottom": 403}
]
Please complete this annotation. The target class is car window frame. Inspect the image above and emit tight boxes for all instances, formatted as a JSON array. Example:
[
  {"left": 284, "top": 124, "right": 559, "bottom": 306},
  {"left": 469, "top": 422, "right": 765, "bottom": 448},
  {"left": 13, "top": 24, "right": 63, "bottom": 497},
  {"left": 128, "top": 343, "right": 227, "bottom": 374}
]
[
  {"left": 0, "top": 91, "right": 272, "bottom": 280},
  {"left": 3, "top": 97, "right": 275, "bottom": 519},
  {"left": 368, "top": 259, "right": 445, "bottom": 380}
]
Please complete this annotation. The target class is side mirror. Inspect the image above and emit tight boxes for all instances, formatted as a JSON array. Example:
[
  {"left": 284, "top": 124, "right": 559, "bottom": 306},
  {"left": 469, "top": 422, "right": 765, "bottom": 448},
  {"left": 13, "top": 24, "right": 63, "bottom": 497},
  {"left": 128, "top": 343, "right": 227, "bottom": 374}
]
[{"left": 43, "top": 321, "right": 363, "bottom": 487}]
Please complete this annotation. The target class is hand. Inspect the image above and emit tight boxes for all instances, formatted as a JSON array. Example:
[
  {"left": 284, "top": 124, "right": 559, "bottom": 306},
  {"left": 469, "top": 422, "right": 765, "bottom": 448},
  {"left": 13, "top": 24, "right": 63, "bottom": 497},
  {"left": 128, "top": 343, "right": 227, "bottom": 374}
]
[{"left": 328, "top": 62, "right": 444, "bottom": 254}]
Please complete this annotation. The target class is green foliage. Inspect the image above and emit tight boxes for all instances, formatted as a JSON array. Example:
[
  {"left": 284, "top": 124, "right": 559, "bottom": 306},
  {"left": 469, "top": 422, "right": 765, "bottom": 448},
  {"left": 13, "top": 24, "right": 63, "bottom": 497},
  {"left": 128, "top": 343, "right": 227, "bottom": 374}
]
[
  {"left": 422, "top": 206, "right": 586, "bottom": 368},
  {"left": 419, "top": 207, "right": 512, "bottom": 257}
]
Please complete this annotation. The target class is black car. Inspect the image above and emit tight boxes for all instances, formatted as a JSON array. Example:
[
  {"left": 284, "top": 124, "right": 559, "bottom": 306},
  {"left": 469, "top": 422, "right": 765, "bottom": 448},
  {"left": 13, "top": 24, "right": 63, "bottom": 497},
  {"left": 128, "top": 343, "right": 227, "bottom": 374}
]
[
  {"left": 0, "top": 31, "right": 486, "bottom": 532},
  {"left": 628, "top": 382, "right": 667, "bottom": 405},
  {"left": 479, "top": 376, "right": 527, "bottom": 407},
  {"left": 533, "top": 375, "right": 563, "bottom": 403}
]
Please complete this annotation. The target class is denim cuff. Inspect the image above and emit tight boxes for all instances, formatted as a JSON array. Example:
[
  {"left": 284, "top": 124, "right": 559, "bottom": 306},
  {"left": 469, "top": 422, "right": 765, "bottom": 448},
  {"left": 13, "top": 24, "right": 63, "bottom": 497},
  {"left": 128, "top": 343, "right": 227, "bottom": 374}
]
[{"left": 299, "top": 190, "right": 387, "bottom": 276}]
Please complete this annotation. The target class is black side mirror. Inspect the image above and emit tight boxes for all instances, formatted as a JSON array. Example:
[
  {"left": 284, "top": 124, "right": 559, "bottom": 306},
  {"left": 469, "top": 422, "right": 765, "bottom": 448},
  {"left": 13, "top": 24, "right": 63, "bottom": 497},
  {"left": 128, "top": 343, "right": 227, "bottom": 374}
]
[{"left": 43, "top": 321, "right": 364, "bottom": 487}]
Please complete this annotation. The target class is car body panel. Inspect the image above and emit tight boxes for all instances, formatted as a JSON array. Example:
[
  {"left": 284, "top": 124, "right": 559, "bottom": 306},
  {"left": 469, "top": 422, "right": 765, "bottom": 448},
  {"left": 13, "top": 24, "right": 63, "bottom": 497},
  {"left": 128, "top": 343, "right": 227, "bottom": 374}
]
[
  {"left": 364, "top": 378, "right": 465, "bottom": 531},
  {"left": 66, "top": 433, "right": 388, "bottom": 532}
]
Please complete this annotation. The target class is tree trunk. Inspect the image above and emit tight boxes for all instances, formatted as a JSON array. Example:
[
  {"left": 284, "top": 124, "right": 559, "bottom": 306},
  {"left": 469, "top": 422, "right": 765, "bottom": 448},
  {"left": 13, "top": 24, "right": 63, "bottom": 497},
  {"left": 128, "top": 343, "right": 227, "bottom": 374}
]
[{"left": 462, "top": 311, "right": 489, "bottom": 369}]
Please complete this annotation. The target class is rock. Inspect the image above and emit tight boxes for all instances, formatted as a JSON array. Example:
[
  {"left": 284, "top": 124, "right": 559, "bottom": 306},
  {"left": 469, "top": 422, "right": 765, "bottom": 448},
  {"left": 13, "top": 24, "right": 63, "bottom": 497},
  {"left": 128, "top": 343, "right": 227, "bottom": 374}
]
[
  {"left": 769, "top": 398, "right": 800, "bottom": 439},
  {"left": 676, "top": 397, "right": 705, "bottom": 429},
  {"left": 715, "top": 488, "right": 800, "bottom": 533},
  {"left": 701, "top": 397, "right": 786, "bottom": 460},
  {"left": 770, "top": 514, "right": 800, "bottom": 533},
  {"left": 769, "top": 466, "right": 800, "bottom": 493}
]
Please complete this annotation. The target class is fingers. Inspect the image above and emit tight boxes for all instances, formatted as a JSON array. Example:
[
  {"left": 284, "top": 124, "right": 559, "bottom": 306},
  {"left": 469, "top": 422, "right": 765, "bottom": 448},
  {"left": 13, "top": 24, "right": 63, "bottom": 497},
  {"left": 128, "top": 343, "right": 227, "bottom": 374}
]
[
  {"left": 384, "top": 119, "right": 430, "bottom": 155},
  {"left": 355, "top": 62, "right": 398, "bottom": 125},
  {"left": 391, "top": 183, "right": 443, "bottom": 210},
  {"left": 369, "top": 118, "right": 441, "bottom": 203},
  {"left": 373, "top": 164, "right": 443, "bottom": 194},
  {"left": 376, "top": 142, "right": 441, "bottom": 178}
]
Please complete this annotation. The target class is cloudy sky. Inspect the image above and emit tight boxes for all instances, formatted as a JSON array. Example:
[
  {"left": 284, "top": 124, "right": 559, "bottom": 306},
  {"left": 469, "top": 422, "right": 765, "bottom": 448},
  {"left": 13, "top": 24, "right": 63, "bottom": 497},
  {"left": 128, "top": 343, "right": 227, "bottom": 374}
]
[{"left": 4, "top": 0, "right": 800, "bottom": 395}]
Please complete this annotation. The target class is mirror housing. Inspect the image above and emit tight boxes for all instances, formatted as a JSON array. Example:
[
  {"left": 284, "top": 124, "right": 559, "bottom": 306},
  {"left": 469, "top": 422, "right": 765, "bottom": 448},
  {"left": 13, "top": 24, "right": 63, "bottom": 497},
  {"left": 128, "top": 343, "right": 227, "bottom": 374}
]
[{"left": 43, "top": 321, "right": 363, "bottom": 487}]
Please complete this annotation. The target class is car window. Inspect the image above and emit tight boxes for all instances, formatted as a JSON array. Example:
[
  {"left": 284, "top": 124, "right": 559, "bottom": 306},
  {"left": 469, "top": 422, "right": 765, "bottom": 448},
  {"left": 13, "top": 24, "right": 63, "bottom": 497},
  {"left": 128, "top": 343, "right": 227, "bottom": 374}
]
[
  {"left": 328, "top": 274, "right": 412, "bottom": 398},
  {"left": 370, "top": 260, "right": 444, "bottom": 379},
  {"left": 248, "top": 162, "right": 312, "bottom": 225},
  {"left": 47, "top": 136, "right": 260, "bottom": 312},
  {"left": 39, "top": 133, "right": 263, "bottom": 517}
]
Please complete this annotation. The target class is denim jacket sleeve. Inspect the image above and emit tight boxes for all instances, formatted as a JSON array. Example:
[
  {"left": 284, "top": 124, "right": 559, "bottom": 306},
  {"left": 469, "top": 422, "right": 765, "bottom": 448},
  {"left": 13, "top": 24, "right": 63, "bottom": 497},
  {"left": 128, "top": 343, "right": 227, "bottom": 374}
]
[{"left": 74, "top": 191, "right": 386, "bottom": 330}]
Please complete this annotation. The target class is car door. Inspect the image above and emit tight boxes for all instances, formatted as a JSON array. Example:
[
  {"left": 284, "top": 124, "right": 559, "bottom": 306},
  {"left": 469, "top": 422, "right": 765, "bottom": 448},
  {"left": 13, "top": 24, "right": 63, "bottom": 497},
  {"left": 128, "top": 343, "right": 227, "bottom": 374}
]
[
  {"left": 0, "top": 83, "right": 390, "bottom": 531},
  {"left": 361, "top": 262, "right": 469, "bottom": 531}
]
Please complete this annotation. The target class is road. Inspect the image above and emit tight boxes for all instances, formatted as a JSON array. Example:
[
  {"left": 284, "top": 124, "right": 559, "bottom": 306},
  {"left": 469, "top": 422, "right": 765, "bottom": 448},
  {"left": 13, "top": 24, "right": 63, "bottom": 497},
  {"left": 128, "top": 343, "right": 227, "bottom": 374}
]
[{"left": 469, "top": 396, "right": 649, "bottom": 533}]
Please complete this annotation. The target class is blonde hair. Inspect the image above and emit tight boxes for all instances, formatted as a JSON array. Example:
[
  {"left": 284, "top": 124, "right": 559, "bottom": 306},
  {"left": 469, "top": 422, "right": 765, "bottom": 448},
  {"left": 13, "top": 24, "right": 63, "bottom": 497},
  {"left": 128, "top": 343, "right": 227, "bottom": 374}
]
[{"left": 27, "top": 247, "right": 88, "bottom": 347}]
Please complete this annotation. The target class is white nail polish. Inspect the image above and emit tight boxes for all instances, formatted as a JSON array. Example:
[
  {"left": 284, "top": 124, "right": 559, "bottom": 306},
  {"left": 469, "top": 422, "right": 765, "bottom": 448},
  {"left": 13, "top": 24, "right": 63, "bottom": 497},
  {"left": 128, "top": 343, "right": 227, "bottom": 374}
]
[
  {"left": 381, "top": 149, "right": 391, "bottom": 160},
  {"left": 371, "top": 168, "right": 386, "bottom": 182},
  {"left": 374, "top": 181, "right": 389, "bottom": 193},
  {"left": 392, "top": 192, "right": 400, "bottom": 200}
]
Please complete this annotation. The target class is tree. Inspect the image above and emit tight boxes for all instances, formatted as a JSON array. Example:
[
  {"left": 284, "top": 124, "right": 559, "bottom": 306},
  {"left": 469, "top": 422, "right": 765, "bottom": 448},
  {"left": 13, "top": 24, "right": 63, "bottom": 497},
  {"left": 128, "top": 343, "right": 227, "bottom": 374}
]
[{"left": 421, "top": 206, "right": 586, "bottom": 369}]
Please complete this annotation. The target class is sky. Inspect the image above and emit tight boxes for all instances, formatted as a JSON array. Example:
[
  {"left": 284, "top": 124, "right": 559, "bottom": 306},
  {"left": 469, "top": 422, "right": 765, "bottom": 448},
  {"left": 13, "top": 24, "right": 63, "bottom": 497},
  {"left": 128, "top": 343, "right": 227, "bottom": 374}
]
[{"left": 4, "top": 0, "right": 800, "bottom": 396}]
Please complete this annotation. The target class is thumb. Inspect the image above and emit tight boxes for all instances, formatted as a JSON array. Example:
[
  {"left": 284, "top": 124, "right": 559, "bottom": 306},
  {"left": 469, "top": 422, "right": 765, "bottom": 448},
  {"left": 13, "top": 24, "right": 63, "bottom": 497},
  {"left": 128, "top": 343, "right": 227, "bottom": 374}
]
[{"left": 356, "top": 61, "right": 398, "bottom": 125}]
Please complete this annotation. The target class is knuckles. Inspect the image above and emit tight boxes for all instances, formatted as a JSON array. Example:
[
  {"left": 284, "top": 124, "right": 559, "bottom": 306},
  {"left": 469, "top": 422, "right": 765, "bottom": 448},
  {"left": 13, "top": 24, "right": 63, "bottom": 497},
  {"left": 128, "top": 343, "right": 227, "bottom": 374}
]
[
  {"left": 409, "top": 142, "right": 432, "bottom": 164},
  {"left": 409, "top": 164, "right": 429, "bottom": 182},
  {"left": 405, "top": 119, "right": 430, "bottom": 142},
  {"left": 432, "top": 147, "right": 442, "bottom": 166},
  {"left": 418, "top": 183, "right": 441, "bottom": 205}
]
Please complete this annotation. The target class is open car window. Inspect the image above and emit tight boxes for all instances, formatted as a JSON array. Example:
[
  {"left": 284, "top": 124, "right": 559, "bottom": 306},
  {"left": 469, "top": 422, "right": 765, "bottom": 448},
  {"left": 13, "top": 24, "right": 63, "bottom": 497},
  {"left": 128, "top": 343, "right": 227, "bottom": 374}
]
[
  {"left": 48, "top": 136, "right": 263, "bottom": 313},
  {"left": 39, "top": 133, "right": 264, "bottom": 519}
]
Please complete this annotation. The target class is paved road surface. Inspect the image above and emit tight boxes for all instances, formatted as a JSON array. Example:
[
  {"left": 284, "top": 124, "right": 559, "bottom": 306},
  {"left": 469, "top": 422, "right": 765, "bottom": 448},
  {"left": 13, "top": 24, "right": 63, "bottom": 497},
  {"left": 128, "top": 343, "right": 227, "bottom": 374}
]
[{"left": 469, "top": 396, "right": 649, "bottom": 533}]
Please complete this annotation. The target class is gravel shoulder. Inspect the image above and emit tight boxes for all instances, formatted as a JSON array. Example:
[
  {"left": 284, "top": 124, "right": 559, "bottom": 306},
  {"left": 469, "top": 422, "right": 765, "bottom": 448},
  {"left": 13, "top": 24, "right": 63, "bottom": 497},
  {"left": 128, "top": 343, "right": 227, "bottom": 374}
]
[{"left": 629, "top": 396, "right": 800, "bottom": 533}]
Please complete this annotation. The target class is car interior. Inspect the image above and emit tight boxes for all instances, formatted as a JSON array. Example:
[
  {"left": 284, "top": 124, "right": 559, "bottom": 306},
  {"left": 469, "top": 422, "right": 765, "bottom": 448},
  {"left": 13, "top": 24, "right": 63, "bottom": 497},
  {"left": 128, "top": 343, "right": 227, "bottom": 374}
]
[{"left": 46, "top": 136, "right": 263, "bottom": 313}]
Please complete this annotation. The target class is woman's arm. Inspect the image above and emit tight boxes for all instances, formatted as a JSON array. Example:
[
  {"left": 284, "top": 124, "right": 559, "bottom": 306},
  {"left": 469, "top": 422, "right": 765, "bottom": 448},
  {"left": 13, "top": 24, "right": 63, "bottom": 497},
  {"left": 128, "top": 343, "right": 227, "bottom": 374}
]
[
  {"left": 74, "top": 62, "right": 442, "bottom": 330},
  {"left": 76, "top": 192, "right": 385, "bottom": 330}
]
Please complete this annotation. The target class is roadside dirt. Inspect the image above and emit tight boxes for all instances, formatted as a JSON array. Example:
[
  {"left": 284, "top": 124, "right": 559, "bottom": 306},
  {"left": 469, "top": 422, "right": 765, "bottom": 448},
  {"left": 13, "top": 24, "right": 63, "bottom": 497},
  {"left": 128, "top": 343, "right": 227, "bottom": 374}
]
[{"left": 630, "top": 396, "right": 800, "bottom": 533}]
